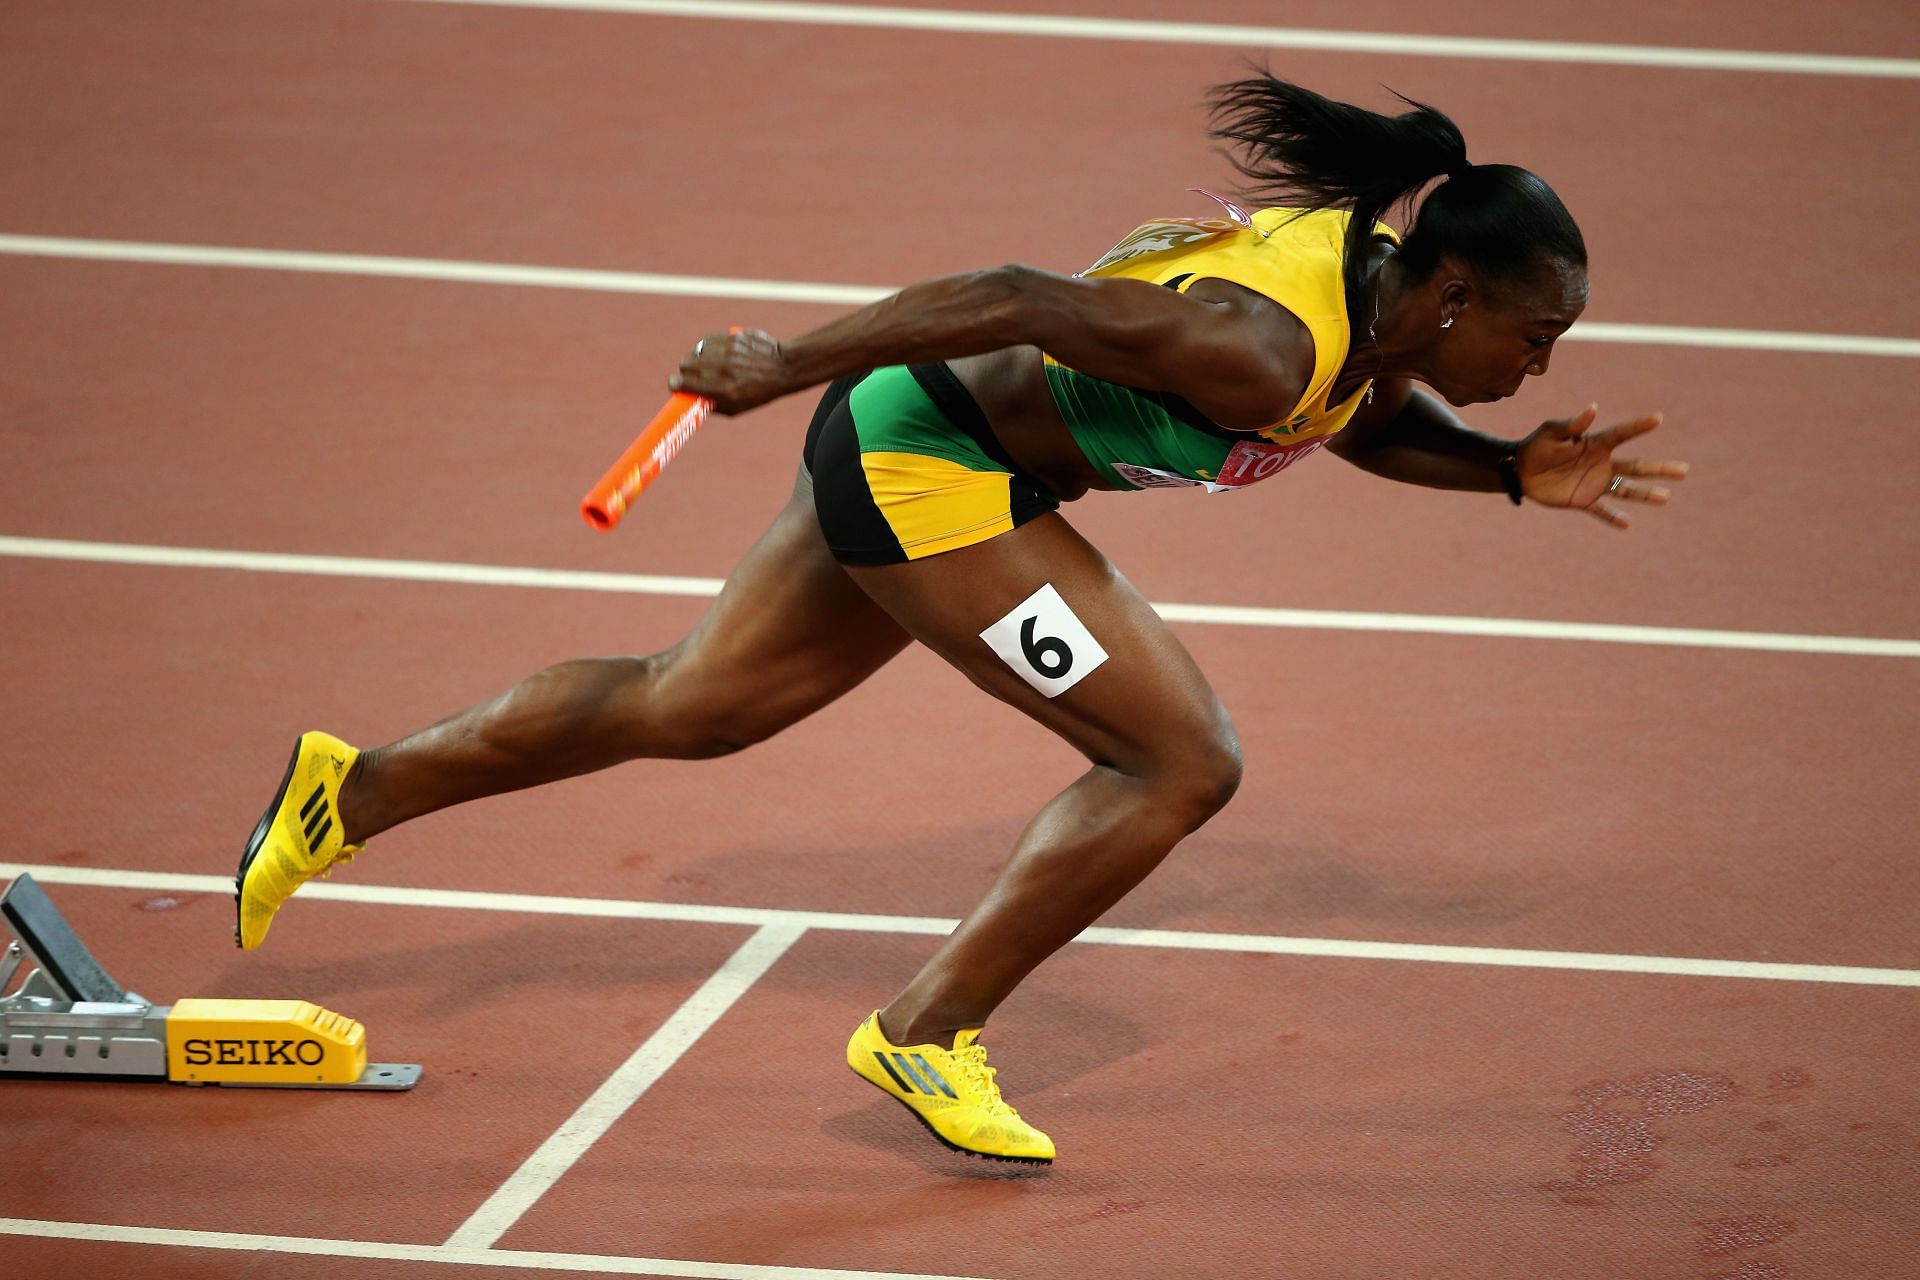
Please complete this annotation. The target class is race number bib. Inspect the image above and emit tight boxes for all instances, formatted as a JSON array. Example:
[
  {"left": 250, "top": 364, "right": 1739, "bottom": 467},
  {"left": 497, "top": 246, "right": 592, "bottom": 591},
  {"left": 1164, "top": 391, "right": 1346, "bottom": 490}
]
[
  {"left": 1112, "top": 437, "right": 1327, "bottom": 495},
  {"left": 979, "top": 583, "right": 1109, "bottom": 699},
  {"left": 1210, "top": 437, "right": 1327, "bottom": 488}
]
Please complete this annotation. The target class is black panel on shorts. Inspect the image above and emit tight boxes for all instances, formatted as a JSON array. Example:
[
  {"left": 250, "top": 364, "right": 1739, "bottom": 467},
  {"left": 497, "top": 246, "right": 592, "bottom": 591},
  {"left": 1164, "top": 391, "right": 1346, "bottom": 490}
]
[
  {"left": 803, "top": 363, "right": 1062, "bottom": 566},
  {"left": 802, "top": 371, "right": 870, "bottom": 476},
  {"left": 906, "top": 363, "right": 1022, "bottom": 473},
  {"left": 805, "top": 374, "right": 908, "bottom": 565},
  {"left": 1009, "top": 474, "right": 1060, "bottom": 529}
]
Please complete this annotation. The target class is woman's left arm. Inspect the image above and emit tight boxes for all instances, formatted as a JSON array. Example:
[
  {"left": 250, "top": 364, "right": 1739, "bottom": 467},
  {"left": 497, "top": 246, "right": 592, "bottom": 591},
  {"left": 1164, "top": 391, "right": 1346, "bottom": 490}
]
[
  {"left": 1324, "top": 380, "right": 1509, "bottom": 491},
  {"left": 1327, "top": 379, "right": 1687, "bottom": 529}
]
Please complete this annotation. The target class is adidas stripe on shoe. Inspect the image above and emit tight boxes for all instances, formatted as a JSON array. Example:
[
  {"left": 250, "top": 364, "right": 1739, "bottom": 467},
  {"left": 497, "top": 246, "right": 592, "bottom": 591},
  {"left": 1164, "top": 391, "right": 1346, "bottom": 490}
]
[
  {"left": 234, "top": 731, "right": 364, "bottom": 951},
  {"left": 847, "top": 1012, "right": 1055, "bottom": 1163}
]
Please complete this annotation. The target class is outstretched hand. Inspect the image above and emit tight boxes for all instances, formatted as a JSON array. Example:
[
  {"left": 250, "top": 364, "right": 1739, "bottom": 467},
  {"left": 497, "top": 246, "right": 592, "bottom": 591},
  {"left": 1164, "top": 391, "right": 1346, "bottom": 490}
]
[
  {"left": 669, "top": 328, "right": 788, "bottom": 415},
  {"left": 1516, "top": 405, "right": 1689, "bottom": 529}
]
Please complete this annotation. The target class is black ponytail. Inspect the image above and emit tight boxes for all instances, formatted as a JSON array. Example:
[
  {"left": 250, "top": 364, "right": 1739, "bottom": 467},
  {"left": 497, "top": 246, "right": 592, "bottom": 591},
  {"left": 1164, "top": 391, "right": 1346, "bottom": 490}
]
[{"left": 1207, "top": 70, "right": 1585, "bottom": 304}]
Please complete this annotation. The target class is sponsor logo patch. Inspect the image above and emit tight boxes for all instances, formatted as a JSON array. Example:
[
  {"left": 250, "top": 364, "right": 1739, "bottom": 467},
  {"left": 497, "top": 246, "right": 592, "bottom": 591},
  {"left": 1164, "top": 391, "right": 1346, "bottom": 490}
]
[
  {"left": 183, "top": 1037, "right": 327, "bottom": 1067},
  {"left": 1113, "top": 437, "right": 1326, "bottom": 494},
  {"left": 1211, "top": 437, "right": 1327, "bottom": 488},
  {"left": 1112, "top": 462, "right": 1219, "bottom": 492}
]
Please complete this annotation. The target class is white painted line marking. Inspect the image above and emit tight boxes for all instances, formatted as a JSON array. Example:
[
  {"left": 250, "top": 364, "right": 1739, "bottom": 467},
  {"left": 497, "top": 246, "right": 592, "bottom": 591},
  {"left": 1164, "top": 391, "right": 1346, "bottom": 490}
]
[
  {"left": 8, "top": 864, "right": 1917, "bottom": 988},
  {"left": 445, "top": 923, "right": 807, "bottom": 1250},
  {"left": 391, "top": 0, "right": 1920, "bottom": 80},
  {"left": 0, "top": 233, "right": 886, "bottom": 306},
  {"left": 1146, "top": 599, "right": 1920, "bottom": 659},
  {"left": 1072, "top": 925, "right": 1920, "bottom": 987},
  {"left": 0, "top": 1218, "right": 995, "bottom": 1278},
  {"left": 1563, "top": 323, "right": 1920, "bottom": 360},
  {"left": 0, "top": 534, "right": 727, "bottom": 600},
  {"left": 1, "top": 862, "right": 957, "bottom": 935},
  {"left": 3, "top": 234, "right": 1917, "bottom": 359},
  {"left": 6, "top": 534, "right": 1920, "bottom": 658}
]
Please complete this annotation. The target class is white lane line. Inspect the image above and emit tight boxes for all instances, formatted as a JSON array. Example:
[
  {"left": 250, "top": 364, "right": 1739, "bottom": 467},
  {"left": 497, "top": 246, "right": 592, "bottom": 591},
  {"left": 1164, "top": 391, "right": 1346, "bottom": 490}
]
[
  {"left": 9, "top": 864, "right": 1919, "bottom": 988},
  {"left": 0, "top": 1218, "right": 995, "bottom": 1279},
  {"left": 1147, "top": 599, "right": 1920, "bottom": 658},
  {"left": 1072, "top": 925, "right": 1920, "bottom": 987},
  {"left": 2, "top": 863, "right": 959, "bottom": 935},
  {"left": 446, "top": 923, "right": 808, "bottom": 1250},
  {"left": 0, "top": 535, "right": 729, "bottom": 600},
  {"left": 391, "top": 0, "right": 1920, "bottom": 80},
  {"left": 1564, "top": 323, "right": 1920, "bottom": 360},
  {"left": 3, "top": 234, "right": 1917, "bottom": 360},
  {"left": 0, "top": 233, "right": 887, "bottom": 306},
  {"left": 7, "top": 534, "right": 1920, "bottom": 659}
]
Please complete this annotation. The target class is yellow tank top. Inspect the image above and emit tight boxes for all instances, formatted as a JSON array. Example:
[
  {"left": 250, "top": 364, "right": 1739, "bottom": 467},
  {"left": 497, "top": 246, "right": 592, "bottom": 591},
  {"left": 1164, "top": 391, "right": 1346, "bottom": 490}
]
[{"left": 1041, "top": 206, "right": 1397, "bottom": 492}]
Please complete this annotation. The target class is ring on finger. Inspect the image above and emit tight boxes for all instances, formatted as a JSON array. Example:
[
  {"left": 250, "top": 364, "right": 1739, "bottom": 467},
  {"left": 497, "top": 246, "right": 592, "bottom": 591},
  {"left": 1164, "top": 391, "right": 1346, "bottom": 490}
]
[{"left": 1608, "top": 475, "right": 1627, "bottom": 495}]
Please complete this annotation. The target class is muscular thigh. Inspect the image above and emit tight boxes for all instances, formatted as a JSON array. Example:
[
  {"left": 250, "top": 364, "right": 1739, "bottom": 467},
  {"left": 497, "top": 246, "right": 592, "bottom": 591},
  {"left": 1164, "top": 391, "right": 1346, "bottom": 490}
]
[
  {"left": 655, "top": 468, "right": 912, "bottom": 733},
  {"left": 845, "top": 511, "right": 1233, "bottom": 774}
]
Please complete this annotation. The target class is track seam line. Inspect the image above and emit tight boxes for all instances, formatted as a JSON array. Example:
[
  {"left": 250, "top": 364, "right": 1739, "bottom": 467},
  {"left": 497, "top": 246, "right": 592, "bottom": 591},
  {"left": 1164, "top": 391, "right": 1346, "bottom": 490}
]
[
  {"left": 8, "top": 864, "right": 1917, "bottom": 988},
  {"left": 6, "top": 534, "right": 1918, "bottom": 658},
  {"left": 445, "top": 923, "right": 808, "bottom": 1250},
  {"left": 0, "top": 1217, "right": 995, "bottom": 1279},
  {"left": 3, "top": 234, "right": 1917, "bottom": 359},
  {"left": 388, "top": 0, "right": 1920, "bottom": 80}
]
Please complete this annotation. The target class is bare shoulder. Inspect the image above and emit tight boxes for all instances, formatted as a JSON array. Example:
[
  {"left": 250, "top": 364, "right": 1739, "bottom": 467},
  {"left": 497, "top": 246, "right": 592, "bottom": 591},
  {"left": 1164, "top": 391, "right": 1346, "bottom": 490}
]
[
  {"left": 1174, "top": 277, "right": 1317, "bottom": 431},
  {"left": 1011, "top": 268, "right": 1316, "bottom": 431},
  {"left": 1183, "top": 276, "right": 1310, "bottom": 333}
]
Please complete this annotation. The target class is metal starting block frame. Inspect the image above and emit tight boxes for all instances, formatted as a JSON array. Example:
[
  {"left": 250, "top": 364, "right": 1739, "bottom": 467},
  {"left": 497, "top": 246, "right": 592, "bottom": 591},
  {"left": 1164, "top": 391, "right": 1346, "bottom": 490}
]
[{"left": 1, "top": 874, "right": 419, "bottom": 1090}]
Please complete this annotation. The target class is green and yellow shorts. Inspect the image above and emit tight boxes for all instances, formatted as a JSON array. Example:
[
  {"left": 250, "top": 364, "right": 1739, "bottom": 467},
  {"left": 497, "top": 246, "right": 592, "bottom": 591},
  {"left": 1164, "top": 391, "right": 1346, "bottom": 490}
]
[{"left": 801, "top": 363, "right": 1060, "bottom": 565}]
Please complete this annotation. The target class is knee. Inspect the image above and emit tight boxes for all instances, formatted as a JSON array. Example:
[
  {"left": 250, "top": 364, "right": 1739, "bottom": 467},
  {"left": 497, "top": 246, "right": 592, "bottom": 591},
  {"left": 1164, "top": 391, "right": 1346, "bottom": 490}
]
[
  {"left": 509, "top": 653, "right": 769, "bottom": 761},
  {"left": 515, "top": 656, "right": 664, "bottom": 746},
  {"left": 1185, "top": 733, "right": 1246, "bottom": 823},
  {"left": 1148, "top": 713, "right": 1243, "bottom": 830},
  {"left": 668, "top": 716, "right": 769, "bottom": 760},
  {"left": 638, "top": 645, "right": 787, "bottom": 760}
]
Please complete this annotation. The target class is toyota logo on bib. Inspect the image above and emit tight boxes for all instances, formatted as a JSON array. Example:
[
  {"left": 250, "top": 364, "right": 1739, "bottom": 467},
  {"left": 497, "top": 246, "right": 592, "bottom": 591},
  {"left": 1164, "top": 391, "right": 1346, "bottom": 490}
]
[{"left": 1213, "top": 437, "right": 1325, "bottom": 488}]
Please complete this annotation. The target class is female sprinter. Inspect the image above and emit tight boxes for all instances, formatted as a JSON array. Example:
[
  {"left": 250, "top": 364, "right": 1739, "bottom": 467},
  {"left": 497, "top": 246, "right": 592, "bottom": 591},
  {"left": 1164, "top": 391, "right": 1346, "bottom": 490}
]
[{"left": 235, "top": 72, "right": 1685, "bottom": 1164}]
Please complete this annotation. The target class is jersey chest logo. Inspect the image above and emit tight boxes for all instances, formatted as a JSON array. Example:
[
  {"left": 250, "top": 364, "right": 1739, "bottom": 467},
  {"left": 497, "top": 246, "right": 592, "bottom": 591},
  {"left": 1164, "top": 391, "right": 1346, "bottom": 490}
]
[{"left": 1081, "top": 218, "right": 1239, "bottom": 276}]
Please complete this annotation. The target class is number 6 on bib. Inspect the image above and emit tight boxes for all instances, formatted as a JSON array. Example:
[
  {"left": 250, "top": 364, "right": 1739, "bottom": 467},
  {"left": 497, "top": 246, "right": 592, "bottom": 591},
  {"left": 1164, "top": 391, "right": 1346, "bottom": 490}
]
[{"left": 980, "top": 583, "right": 1109, "bottom": 698}]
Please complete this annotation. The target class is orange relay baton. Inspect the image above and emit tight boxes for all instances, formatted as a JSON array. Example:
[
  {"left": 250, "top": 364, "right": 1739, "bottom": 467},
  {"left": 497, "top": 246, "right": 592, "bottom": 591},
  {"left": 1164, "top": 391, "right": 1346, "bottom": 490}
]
[
  {"left": 580, "top": 329, "right": 739, "bottom": 531},
  {"left": 580, "top": 391, "right": 713, "bottom": 530}
]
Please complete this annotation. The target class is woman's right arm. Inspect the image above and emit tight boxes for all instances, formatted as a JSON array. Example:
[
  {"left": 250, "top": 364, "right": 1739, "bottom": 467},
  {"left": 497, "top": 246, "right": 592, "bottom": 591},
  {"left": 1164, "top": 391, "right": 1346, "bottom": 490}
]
[{"left": 671, "top": 265, "right": 1313, "bottom": 431}]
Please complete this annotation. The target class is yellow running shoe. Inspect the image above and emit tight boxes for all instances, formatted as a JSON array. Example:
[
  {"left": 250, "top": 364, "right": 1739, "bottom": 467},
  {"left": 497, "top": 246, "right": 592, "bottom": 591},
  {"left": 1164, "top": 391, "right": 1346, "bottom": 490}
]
[
  {"left": 234, "top": 732, "right": 363, "bottom": 951},
  {"left": 847, "top": 1012, "right": 1055, "bottom": 1163}
]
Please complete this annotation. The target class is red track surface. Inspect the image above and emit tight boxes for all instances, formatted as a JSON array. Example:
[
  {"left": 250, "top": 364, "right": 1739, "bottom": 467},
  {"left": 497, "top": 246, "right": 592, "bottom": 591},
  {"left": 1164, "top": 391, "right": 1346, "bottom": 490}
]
[{"left": 3, "top": 2, "right": 1918, "bottom": 1278}]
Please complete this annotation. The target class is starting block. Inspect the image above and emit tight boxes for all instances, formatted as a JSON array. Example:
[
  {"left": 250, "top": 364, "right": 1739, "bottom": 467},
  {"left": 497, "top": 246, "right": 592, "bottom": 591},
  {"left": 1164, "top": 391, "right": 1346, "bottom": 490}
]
[{"left": 1, "top": 873, "right": 419, "bottom": 1090}]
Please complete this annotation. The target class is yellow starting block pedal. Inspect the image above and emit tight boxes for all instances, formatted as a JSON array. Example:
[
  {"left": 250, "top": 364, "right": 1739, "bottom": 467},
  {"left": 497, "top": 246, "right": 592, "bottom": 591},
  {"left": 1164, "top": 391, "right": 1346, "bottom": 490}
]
[
  {"left": 1, "top": 874, "right": 418, "bottom": 1091},
  {"left": 165, "top": 999, "right": 418, "bottom": 1089}
]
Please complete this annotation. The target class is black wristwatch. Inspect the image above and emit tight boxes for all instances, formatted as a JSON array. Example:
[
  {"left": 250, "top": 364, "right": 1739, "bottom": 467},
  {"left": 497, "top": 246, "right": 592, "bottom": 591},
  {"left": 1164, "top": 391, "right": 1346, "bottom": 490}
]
[{"left": 1496, "top": 449, "right": 1524, "bottom": 506}]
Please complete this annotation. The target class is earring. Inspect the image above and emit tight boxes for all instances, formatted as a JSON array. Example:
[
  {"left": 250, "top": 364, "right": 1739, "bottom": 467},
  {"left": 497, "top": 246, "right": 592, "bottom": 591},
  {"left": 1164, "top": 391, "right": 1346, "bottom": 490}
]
[{"left": 1441, "top": 316, "right": 1455, "bottom": 330}]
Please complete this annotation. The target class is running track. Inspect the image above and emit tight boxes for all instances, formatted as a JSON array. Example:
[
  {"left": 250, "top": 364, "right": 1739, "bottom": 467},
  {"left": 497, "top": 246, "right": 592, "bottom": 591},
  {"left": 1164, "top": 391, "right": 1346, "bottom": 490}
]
[{"left": 2, "top": 2, "right": 1916, "bottom": 1278}]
